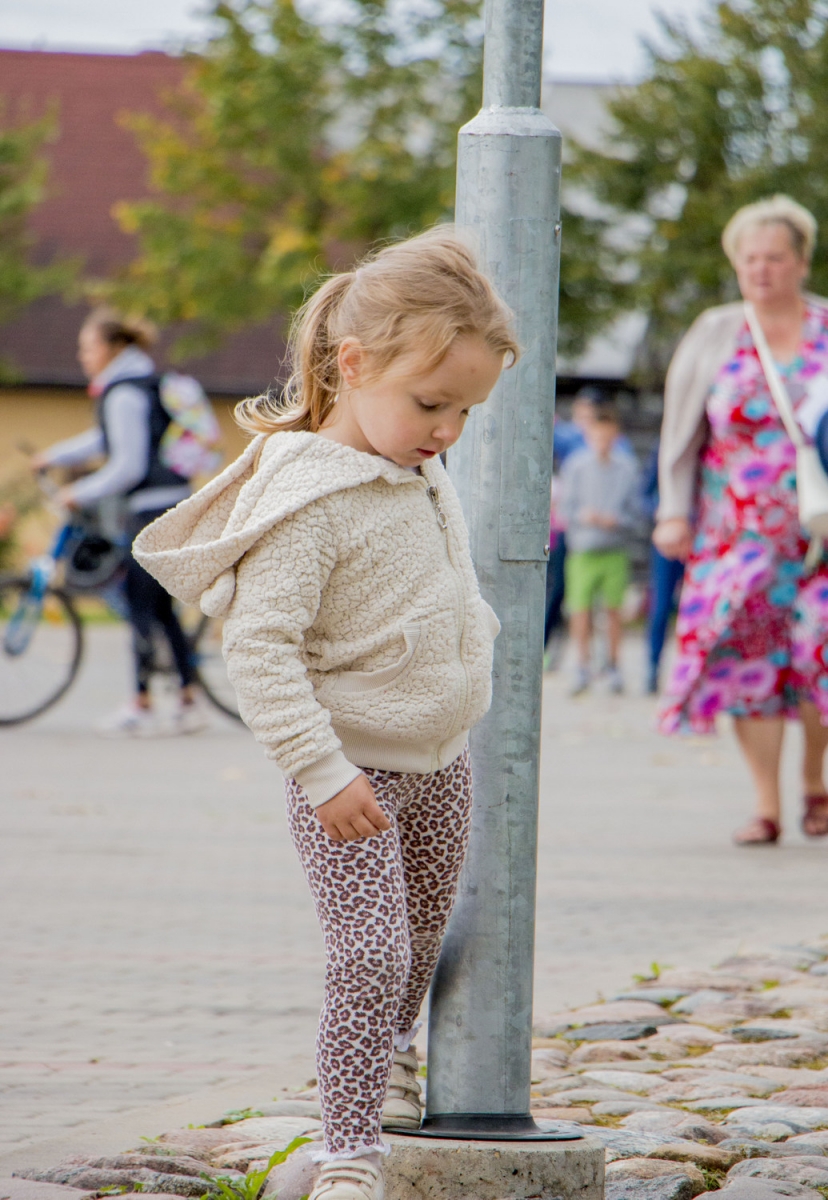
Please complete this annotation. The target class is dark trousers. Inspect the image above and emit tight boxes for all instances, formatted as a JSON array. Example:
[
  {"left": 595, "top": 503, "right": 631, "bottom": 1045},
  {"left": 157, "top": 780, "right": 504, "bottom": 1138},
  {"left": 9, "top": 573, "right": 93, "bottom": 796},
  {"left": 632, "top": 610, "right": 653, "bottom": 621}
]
[
  {"left": 647, "top": 546, "right": 685, "bottom": 672},
  {"left": 544, "top": 532, "right": 567, "bottom": 646},
  {"left": 125, "top": 510, "right": 195, "bottom": 694}
]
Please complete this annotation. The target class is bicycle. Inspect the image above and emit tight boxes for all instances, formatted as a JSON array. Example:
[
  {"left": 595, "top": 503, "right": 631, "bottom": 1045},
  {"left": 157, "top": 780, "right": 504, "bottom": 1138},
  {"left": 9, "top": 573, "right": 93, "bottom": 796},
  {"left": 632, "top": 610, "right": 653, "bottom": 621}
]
[{"left": 0, "top": 478, "right": 241, "bottom": 727}]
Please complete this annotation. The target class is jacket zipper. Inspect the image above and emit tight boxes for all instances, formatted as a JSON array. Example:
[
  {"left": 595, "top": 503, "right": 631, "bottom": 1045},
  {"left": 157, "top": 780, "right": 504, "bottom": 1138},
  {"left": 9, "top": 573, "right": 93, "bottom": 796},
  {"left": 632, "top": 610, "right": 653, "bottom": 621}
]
[{"left": 425, "top": 481, "right": 470, "bottom": 753}]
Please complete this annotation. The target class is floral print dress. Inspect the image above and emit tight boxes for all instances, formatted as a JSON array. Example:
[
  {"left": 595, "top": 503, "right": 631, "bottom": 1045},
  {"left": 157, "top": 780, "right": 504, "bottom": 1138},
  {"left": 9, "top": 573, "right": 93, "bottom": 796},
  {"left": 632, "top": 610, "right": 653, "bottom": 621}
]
[{"left": 659, "top": 303, "right": 828, "bottom": 734}]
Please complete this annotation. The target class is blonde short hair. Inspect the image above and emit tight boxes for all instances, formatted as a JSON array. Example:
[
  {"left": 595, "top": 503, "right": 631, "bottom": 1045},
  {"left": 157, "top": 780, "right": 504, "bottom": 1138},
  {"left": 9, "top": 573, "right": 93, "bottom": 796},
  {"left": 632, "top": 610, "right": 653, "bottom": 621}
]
[
  {"left": 722, "top": 195, "right": 817, "bottom": 265},
  {"left": 235, "top": 227, "right": 518, "bottom": 436}
]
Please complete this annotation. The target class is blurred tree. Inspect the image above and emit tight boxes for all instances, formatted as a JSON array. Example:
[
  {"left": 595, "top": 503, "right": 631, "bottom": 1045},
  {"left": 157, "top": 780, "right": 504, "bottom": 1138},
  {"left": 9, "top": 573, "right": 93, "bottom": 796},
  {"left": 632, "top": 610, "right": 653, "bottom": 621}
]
[
  {"left": 109, "top": 0, "right": 485, "bottom": 359},
  {"left": 566, "top": 0, "right": 828, "bottom": 379},
  {"left": 0, "top": 109, "right": 74, "bottom": 378}
]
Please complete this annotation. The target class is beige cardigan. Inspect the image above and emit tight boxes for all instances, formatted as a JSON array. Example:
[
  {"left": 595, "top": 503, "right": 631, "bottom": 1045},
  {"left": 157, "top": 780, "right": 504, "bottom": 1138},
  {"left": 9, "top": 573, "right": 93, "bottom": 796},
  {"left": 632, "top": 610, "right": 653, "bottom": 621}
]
[
  {"left": 657, "top": 294, "right": 828, "bottom": 520},
  {"left": 133, "top": 432, "right": 499, "bottom": 807}
]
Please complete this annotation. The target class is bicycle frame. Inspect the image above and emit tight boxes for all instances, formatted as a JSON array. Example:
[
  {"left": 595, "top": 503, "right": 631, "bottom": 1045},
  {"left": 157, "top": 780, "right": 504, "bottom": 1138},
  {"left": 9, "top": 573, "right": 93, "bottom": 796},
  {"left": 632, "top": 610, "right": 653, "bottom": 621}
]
[{"left": 3, "top": 520, "right": 79, "bottom": 656}]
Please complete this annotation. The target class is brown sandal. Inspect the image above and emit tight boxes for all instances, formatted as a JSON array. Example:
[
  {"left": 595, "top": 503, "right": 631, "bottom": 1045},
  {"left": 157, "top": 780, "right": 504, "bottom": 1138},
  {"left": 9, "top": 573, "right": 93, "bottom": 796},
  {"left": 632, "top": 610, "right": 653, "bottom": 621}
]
[
  {"left": 733, "top": 817, "right": 781, "bottom": 846},
  {"left": 802, "top": 794, "right": 828, "bottom": 838}
]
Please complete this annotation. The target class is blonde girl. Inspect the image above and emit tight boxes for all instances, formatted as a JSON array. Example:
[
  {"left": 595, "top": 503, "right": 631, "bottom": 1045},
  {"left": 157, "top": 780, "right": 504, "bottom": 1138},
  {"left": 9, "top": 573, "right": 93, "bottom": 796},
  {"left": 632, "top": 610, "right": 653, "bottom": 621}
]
[{"left": 134, "top": 230, "right": 517, "bottom": 1200}]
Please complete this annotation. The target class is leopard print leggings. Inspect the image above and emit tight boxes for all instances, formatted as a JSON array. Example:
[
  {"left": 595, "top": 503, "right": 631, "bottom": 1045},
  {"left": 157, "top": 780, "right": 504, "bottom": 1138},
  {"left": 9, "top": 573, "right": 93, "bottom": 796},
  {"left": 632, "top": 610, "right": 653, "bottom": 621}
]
[{"left": 285, "top": 748, "right": 473, "bottom": 1159}]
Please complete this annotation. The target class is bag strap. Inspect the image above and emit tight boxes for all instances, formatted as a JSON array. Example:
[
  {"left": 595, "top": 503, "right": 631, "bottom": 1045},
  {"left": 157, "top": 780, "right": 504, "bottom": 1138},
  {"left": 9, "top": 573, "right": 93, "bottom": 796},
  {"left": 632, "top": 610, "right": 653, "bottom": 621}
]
[{"left": 744, "top": 302, "right": 805, "bottom": 449}]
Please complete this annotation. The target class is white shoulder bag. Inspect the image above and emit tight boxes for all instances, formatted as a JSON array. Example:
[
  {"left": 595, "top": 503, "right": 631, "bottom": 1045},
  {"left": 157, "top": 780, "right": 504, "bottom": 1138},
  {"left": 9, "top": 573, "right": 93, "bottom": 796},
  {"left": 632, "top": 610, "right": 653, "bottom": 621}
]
[{"left": 745, "top": 302, "right": 828, "bottom": 539}]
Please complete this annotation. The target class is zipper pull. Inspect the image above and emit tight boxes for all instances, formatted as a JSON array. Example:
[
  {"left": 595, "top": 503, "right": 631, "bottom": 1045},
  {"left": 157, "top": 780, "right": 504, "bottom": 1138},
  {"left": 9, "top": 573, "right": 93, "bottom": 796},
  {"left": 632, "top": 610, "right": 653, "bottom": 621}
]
[{"left": 427, "top": 485, "right": 448, "bottom": 530}]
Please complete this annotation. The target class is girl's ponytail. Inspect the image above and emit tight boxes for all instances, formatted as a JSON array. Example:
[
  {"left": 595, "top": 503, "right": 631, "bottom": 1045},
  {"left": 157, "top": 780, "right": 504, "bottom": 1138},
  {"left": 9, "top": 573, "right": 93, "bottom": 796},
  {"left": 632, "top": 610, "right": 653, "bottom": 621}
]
[
  {"left": 235, "top": 227, "right": 518, "bottom": 438},
  {"left": 235, "top": 273, "right": 354, "bottom": 434}
]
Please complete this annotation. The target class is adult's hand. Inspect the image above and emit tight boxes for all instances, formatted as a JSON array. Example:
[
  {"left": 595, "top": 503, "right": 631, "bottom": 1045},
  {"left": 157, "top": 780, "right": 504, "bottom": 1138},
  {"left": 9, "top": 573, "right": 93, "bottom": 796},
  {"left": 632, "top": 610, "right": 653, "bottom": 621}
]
[
  {"left": 653, "top": 517, "right": 693, "bottom": 561},
  {"left": 314, "top": 774, "right": 392, "bottom": 843}
]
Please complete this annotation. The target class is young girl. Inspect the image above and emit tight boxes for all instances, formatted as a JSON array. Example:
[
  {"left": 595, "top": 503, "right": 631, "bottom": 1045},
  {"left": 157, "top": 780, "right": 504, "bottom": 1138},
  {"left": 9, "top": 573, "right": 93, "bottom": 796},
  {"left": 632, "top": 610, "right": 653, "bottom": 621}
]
[{"left": 134, "top": 230, "right": 517, "bottom": 1200}]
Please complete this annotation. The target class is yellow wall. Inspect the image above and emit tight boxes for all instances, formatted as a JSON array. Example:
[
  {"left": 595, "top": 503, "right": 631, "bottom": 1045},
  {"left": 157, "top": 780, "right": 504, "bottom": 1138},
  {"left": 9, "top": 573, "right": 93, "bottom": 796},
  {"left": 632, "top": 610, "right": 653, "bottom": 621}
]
[{"left": 0, "top": 388, "right": 249, "bottom": 561}]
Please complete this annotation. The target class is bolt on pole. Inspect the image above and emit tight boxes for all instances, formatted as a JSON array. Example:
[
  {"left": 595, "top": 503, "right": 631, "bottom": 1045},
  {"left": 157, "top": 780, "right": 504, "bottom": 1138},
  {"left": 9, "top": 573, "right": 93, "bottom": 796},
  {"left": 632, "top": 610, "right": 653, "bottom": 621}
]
[{"left": 422, "top": 0, "right": 563, "bottom": 1137}]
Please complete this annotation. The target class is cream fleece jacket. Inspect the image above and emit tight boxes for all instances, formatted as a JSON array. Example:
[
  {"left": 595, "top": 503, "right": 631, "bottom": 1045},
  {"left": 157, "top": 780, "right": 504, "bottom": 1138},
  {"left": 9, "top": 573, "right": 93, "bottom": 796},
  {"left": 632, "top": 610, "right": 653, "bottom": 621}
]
[{"left": 133, "top": 431, "right": 500, "bottom": 806}]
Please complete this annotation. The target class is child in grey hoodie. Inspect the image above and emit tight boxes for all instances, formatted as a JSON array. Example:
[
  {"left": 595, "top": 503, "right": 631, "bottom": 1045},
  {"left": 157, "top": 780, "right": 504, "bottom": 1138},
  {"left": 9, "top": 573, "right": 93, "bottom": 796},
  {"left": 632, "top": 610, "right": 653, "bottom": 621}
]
[{"left": 559, "top": 406, "right": 641, "bottom": 694}]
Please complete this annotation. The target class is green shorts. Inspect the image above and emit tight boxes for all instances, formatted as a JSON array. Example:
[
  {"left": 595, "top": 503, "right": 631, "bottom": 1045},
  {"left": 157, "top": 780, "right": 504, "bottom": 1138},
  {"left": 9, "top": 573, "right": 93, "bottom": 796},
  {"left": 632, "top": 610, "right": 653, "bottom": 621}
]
[{"left": 565, "top": 550, "right": 628, "bottom": 613}]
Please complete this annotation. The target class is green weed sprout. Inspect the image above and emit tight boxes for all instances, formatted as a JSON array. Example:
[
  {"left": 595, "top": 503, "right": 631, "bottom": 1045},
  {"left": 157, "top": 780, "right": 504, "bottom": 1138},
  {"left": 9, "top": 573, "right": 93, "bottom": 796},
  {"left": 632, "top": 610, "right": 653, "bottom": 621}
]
[{"left": 203, "top": 1136, "right": 312, "bottom": 1200}]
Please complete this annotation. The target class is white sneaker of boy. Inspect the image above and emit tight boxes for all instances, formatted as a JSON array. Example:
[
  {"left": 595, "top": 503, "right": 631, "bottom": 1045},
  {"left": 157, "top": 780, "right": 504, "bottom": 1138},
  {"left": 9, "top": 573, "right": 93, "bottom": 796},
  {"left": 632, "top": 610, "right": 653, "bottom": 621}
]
[
  {"left": 381, "top": 1046, "right": 422, "bottom": 1130},
  {"left": 309, "top": 1156, "right": 385, "bottom": 1200},
  {"left": 606, "top": 666, "right": 625, "bottom": 694}
]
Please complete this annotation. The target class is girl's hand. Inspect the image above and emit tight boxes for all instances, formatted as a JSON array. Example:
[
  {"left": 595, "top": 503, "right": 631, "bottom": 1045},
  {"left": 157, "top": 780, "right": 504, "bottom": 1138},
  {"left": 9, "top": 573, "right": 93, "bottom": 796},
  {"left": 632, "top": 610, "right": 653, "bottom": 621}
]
[
  {"left": 315, "top": 774, "right": 392, "bottom": 842},
  {"left": 55, "top": 486, "right": 79, "bottom": 511},
  {"left": 653, "top": 517, "right": 693, "bottom": 561}
]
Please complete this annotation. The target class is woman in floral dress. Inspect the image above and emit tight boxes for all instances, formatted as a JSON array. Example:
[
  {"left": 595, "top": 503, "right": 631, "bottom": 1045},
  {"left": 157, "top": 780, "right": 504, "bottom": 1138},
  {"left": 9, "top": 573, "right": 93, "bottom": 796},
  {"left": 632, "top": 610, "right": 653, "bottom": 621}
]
[{"left": 654, "top": 196, "right": 828, "bottom": 845}]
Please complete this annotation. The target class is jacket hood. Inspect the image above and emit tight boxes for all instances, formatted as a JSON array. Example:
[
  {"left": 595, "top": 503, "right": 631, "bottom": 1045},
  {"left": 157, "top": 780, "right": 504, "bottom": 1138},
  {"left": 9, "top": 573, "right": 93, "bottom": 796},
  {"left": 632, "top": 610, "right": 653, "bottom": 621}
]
[{"left": 132, "top": 431, "right": 426, "bottom": 616}]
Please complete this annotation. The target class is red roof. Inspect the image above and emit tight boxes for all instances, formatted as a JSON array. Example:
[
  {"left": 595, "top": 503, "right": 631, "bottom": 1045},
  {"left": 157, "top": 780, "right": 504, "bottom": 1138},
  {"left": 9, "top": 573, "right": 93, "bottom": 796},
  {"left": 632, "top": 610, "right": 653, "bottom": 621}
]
[{"left": 0, "top": 49, "right": 284, "bottom": 393}]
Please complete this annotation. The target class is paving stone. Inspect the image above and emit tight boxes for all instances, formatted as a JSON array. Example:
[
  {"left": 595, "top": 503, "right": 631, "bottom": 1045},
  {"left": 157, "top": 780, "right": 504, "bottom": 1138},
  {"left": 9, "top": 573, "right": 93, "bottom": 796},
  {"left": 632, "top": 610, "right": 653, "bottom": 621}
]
[
  {"left": 716, "top": 959, "right": 806, "bottom": 986},
  {"left": 569, "top": 1040, "right": 647, "bottom": 1064},
  {"left": 261, "top": 1142, "right": 318, "bottom": 1199},
  {"left": 249, "top": 1099, "right": 323, "bottom": 1119},
  {"left": 560, "top": 1021, "right": 660, "bottom": 1042},
  {"left": 592, "top": 1100, "right": 669, "bottom": 1116},
  {"left": 719, "top": 1140, "right": 828, "bottom": 1158},
  {"left": 644, "top": 1023, "right": 735, "bottom": 1048},
  {"left": 706, "top": 1177, "right": 825, "bottom": 1197},
  {"left": 622, "top": 1112, "right": 692, "bottom": 1133},
  {"left": 701, "top": 1044, "right": 828, "bottom": 1069},
  {"left": 579, "top": 1069, "right": 666, "bottom": 1093},
  {"left": 543, "top": 1000, "right": 674, "bottom": 1027},
  {"left": 613, "top": 989, "right": 690, "bottom": 1004},
  {"left": 586, "top": 1129, "right": 694, "bottom": 1161},
  {"left": 647, "top": 1141, "right": 742, "bottom": 1168},
  {"left": 671, "top": 1117, "right": 731, "bottom": 1144},
  {"left": 546, "top": 1086, "right": 645, "bottom": 1104},
  {"left": 605, "top": 1156, "right": 704, "bottom": 1199},
  {"left": 685, "top": 1096, "right": 775, "bottom": 1111},
  {"left": 674, "top": 989, "right": 737, "bottom": 1014},
  {"left": 725, "top": 1122, "right": 807, "bottom": 1141},
  {"left": 659, "top": 1068, "right": 780, "bottom": 1096},
  {"left": 656, "top": 970, "right": 753, "bottom": 992},
  {"left": 607, "top": 1180, "right": 700, "bottom": 1200},
  {"left": 0, "top": 1182, "right": 94, "bottom": 1200},
  {"left": 158, "top": 1128, "right": 254, "bottom": 1154},
  {"left": 727, "top": 1106, "right": 828, "bottom": 1131},
  {"left": 531, "top": 1047, "right": 571, "bottom": 1073},
  {"left": 728, "top": 1155, "right": 828, "bottom": 1187},
  {"left": 16, "top": 1168, "right": 218, "bottom": 1196},
  {"left": 731, "top": 1028, "right": 800, "bottom": 1042},
  {"left": 771, "top": 1087, "right": 828, "bottom": 1107},
  {"left": 788, "top": 1130, "right": 828, "bottom": 1148}
]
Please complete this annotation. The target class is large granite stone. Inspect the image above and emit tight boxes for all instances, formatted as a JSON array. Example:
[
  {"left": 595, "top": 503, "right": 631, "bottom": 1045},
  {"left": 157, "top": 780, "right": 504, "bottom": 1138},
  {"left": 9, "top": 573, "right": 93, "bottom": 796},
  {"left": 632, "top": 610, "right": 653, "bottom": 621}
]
[
  {"left": 0, "top": 1183, "right": 94, "bottom": 1200},
  {"left": 705, "top": 1182, "right": 824, "bottom": 1198},
  {"left": 605, "top": 1156, "right": 704, "bottom": 1200},
  {"left": 728, "top": 1155, "right": 828, "bottom": 1187}
]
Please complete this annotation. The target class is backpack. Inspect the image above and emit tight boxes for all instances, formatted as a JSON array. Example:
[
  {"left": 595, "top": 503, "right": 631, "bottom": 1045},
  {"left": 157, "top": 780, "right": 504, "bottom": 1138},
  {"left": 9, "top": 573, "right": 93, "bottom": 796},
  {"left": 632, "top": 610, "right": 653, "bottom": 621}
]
[{"left": 157, "top": 372, "right": 222, "bottom": 479}]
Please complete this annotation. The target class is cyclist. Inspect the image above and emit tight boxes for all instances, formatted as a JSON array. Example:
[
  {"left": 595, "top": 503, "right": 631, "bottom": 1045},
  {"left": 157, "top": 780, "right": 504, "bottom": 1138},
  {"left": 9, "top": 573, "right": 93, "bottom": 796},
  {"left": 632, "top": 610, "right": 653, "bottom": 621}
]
[{"left": 32, "top": 307, "right": 204, "bottom": 735}]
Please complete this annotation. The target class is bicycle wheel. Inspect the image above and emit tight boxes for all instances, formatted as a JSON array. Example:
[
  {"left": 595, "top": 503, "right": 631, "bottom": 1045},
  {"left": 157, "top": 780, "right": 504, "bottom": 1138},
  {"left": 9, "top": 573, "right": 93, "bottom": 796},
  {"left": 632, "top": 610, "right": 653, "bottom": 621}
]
[
  {"left": 189, "top": 612, "right": 241, "bottom": 721},
  {"left": 0, "top": 575, "right": 83, "bottom": 725}
]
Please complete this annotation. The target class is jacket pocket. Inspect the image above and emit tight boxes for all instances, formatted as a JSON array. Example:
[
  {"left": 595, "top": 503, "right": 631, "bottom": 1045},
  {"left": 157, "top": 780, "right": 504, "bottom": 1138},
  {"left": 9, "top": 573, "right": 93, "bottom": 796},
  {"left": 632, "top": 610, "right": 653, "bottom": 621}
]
[{"left": 329, "top": 624, "right": 421, "bottom": 695}]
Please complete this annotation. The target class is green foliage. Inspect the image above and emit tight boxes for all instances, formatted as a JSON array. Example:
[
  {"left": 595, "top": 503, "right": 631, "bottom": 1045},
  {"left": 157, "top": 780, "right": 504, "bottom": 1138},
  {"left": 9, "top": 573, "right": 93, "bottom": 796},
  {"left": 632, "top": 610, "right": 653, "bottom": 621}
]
[
  {"left": 109, "top": 0, "right": 483, "bottom": 359},
  {"left": 0, "top": 106, "right": 76, "bottom": 377},
  {"left": 564, "top": 0, "right": 828, "bottom": 379},
  {"left": 632, "top": 961, "right": 672, "bottom": 983},
  {"left": 219, "top": 1107, "right": 265, "bottom": 1124},
  {"left": 204, "top": 1135, "right": 312, "bottom": 1200}
]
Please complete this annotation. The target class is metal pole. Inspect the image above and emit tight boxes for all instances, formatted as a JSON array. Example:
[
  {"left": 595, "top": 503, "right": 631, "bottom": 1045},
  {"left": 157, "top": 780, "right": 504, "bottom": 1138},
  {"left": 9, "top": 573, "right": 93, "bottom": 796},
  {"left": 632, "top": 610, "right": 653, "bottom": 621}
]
[{"left": 422, "top": 0, "right": 563, "bottom": 1137}]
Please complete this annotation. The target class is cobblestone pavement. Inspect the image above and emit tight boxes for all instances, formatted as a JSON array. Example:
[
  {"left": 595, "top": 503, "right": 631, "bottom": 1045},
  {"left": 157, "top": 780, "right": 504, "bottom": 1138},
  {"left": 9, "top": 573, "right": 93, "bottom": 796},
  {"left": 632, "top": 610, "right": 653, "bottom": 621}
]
[{"left": 3, "top": 626, "right": 828, "bottom": 1165}]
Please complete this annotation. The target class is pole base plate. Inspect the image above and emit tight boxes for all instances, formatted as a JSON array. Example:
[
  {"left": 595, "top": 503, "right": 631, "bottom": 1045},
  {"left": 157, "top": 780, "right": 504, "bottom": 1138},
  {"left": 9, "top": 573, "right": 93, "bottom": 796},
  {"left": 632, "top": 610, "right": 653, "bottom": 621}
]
[{"left": 388, "top": 1113, "right": 584, "bottom": 1141}]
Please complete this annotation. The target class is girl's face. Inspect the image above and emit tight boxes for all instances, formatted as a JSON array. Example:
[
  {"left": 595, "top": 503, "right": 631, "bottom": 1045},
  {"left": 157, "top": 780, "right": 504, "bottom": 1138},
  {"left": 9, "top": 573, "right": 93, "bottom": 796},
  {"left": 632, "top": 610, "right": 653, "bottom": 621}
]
[
  {"left": 78, "top": 325, "right": 120, "bottom": 381},
  {"left": 327, "top": 334, "right": 504, "bottom": 467},
  {"left": 734, "top": 222, "right": 808, "bottom": 308}
]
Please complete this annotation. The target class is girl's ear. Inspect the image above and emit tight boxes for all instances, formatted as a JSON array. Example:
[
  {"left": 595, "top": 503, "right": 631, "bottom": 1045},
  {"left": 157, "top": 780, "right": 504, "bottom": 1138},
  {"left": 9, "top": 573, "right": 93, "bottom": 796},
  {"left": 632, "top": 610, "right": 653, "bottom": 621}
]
[{"left": 338, "top": 339, "right": 364, "bottom": 388}]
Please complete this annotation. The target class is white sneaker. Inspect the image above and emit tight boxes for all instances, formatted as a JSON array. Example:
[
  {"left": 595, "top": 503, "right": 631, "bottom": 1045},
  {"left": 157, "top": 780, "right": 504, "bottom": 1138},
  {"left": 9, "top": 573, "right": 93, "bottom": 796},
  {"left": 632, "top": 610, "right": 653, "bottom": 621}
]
[
  {"left": 169, "top": 699, "right": 209, "bottom": 735},
  {"left": 381, "top": 1046, "right": 422, "bottom": 1130},
  {"left": 607, "top": 666, "right": 625, "bottom": 694},
  {"left": 309, "top": 1156, "right": 385, "bottom": 1200},
  {"left": 96, "top": 703, "right": 158, "bottom": 738},
  {"left": 569, "top": 666, "right": 590, "bottom": 697}
]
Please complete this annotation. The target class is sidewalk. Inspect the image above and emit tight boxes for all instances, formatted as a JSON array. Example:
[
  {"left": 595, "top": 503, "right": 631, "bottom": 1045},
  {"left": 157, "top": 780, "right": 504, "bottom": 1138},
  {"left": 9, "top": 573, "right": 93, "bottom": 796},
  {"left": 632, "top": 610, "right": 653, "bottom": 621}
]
[{"left": 2, "top": 626, "right": 827, "bottom": 1169}]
